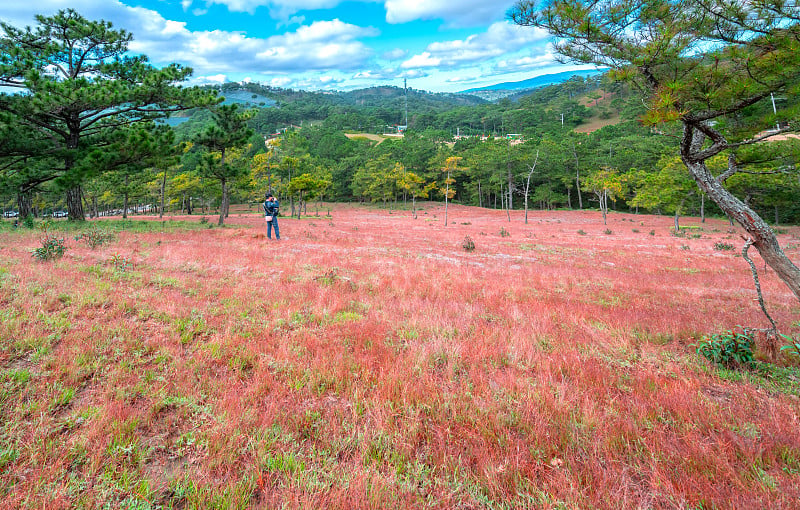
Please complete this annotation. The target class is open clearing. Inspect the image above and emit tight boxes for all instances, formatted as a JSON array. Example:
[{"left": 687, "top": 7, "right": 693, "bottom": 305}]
[{"left": 1, "top": 204, "right": 799, "bottom": 508}]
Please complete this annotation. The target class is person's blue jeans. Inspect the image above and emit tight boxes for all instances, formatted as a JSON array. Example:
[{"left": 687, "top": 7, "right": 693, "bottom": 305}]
[{"left": 267, "top": 217, "right": 280, "bottom": 239}]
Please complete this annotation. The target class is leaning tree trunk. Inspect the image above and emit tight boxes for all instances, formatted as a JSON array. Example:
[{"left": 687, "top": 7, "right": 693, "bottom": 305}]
[
  {"left": 681, "top": 126, "right": 800, "bottom": 303},
  {"left": 66, "top": 186, "right": 84, "bottom": 221}
]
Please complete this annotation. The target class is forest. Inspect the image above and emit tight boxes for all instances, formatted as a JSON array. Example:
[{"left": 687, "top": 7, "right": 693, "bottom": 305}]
[{"left": 2, "top": 17, "right": 797, "bottom": 230}]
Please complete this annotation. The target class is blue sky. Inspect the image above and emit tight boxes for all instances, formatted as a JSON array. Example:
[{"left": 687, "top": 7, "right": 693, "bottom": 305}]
[{"left": 2, "top": 0, "right": 593, "bottom": 92}]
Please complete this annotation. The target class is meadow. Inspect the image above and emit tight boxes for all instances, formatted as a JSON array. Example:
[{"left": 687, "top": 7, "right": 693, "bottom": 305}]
[{"left": 1, "top": 204, "right": 799, "bottom": 509}]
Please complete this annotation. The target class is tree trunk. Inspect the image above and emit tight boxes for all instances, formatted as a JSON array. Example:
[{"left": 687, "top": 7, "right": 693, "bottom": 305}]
[
  {"left": 570, "top": 140, "right": 583, "bottom": 210},
  {"left": 478, "top": 181, "right": 482, "bottom": 208},
  {"left": 700, "top": 193, "right": 705, "bottom": 223},
  {"left": 17, "top": 192, "right": 32, "bottom": 219},
  {"left": 444, "top": 172, "right": 450, "bottom": 226},
  {"left": 219, "top": 178, "right": 227, "bottom": 225},
  {"left": 122, "top": 175, "right": 129, "bottom": 219},
  {"left": 681, "top": 126, "right": 800, "bottom": 302},
  {"left": 159, "top": 167, "right": 167, "bottom": 219},
  {"left": 507, "top": 169, "right": 514, "bottom": 210},
  {"left": 187, "top": 196, "right": 192, "bottom": 215},
  {"left": 674, "top": 211, "right": 680, "bottom": 232},
  {"left": 66, "top": 186, "right": 84, "bottom": 221}
]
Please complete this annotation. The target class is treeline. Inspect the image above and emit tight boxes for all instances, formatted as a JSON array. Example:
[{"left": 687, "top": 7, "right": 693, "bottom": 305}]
[{"left": 2, "top": 10, "right": 798, "bottom": 227}]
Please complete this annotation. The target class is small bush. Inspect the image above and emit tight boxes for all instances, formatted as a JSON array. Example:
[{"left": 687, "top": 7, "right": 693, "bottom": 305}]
[
  {"left": 577, "top": 229, "right": 586, "bottom": 235},
  {"left": 33, "top": 236, "right": 67, "bottom": 261},
  {"left": 108, "top": 253, "right": 132, "bottom": 272},
  {"left": 694, "top": 327, "right": 755, "bottom": 368},
  {"left": 632, "top": 229, "right": 640, "bottom": 233},
  {"left": 32, "top": 221, "right": 67, "bottom": 261},
  {"left": 75, "top": 227, "right": 115, "bottom": 249},
  {"left": 499, "top": 227, "right": 510, "bottom": 237},
  {"left": 604, "top": 229, "right": 612, "bottom": 235},
  {"left": 713, "top": 241, "right": 735, "bottom": 251},
  {"left": 199, "top": 216, "right": 209, "bottom": 224},
  {"left": 462, "top": 235, "right": 475, "bottom": 252},
  {"left": 649, "top": 230, "right": 655, "bottom": 236},
  {"left": 22, "top": 215, "right": 35, "bottom": 229}
]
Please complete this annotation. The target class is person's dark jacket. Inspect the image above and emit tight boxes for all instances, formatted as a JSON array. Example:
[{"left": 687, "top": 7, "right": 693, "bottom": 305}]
[{"left": 264, "top": 199, "right": 280, "bottom": 217}]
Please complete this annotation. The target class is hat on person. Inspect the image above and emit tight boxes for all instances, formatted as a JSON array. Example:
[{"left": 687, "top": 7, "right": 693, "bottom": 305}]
[{"left": 265, "top": 193, "right": 273, "bottom": 199}]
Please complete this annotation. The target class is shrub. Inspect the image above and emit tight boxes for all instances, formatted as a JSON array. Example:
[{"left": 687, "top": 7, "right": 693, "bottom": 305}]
[
  {"left": 499, "top": 227, "right": 510, "bottom": 237},
  {"left": 694, "top": 327, "right": 755, "bottom": 368},
  {"left": 22, "top": 215, "right": 35, "bottom": 229},
  {"left": 713, "top": 241, "right": 735, "bottom": 251},
  {"left": 74, "top": 227, "right": 115, "bottom": 249},
  {"left": 33, "top": 235, "right": 67, "bottom": 261},
  {"left": 108, "top": 253, "right": 132, "bottom": 272},
  {"left": 199, "top": 216, "right": 209, "bottom": 224},
  {"left": 604, "top": 229, "right": 612, "bottom": 235},
  {"left": 649, "top": 230, "right": 655, "bottom": 236},
  {"left": 462, "top": 235, "right": 475, "bottom": 252},
  {"left": 577, "top": 229, "right": 586, "bottom": 235}
]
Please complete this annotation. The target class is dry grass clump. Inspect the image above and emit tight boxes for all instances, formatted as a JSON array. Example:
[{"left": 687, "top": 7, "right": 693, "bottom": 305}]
[{"left": 0, "top": 205, "right": 799, "bottom": 508}]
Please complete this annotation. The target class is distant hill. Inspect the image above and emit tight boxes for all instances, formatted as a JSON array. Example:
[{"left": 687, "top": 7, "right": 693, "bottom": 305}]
[
  {"left": 461, "top": 69, "right": 605, "bottom": 100},
  {"left": 219, "top": 89, "right": 276, "bottom": 107}
]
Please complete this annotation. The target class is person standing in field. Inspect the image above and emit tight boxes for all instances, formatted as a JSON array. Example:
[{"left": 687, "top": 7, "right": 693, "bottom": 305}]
[{"left": 264, "top": 193, "right": 281, "bottom": 240}]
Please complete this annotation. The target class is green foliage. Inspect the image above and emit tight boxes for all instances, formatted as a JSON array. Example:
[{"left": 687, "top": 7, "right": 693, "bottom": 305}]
[
  {"left": 32, "top": 222, "right": 67, "bottom": 261},
  {"left": 75, "top": 227, "right": 115, "bottom": 249},
  {"left": 0, "top": 9, "right": 218, "bottom": 220},
  {"left": 713, "top": 242, "right": 735, "bottom": 251},
  {"left": 499, "top": 227, "right": 510, "bottom": 237},
  {"left": 108, "top": 253, "right": 132, "bottom": 272},
  {"left": 462, "top": 235, "right": 475, "bottom": 252},
  {"left": 22, "top": 215, "right": 35, "bottom": 229},
  {"left": 694, "top": 327, "right": 755, "bottom": 368},
  {"left": 780, "top": 339, "right": 800, "bottom": 359}
]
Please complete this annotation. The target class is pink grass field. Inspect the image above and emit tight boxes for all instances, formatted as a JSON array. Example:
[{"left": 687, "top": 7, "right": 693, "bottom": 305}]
[{"left": 1, "top": 203, "right": 799, "bottom": 509}]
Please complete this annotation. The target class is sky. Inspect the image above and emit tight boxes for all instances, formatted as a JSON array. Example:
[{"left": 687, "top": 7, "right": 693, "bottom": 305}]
[{"left": 1, "top": 0, "right": 594, "bottom": 93}]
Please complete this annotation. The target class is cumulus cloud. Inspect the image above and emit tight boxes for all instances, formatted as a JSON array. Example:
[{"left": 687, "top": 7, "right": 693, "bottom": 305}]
[
  {"left": 401, "top": 21, "right": 548, "bottom": 70},
  {"left": 384, "top": 0, "right": 519, "bottom": 26},
  {"left": 493, "top": 47, "right": 559, "bottom": 73},
  {"left": 381, "top": 48, "right": 408, "bottom": 60},
  {"left": 194, "top": 74, "right": 229, "bottom": 84},
  {"left": 4, "top": 2, "right": 379, "bottom": 76}
]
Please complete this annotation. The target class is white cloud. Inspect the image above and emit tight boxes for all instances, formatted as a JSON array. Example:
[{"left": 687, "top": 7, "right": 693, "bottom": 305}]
[
  {"left": 494, "top": 48, "right": 559, "bottom": 73},
  {"left": 401, "top": 52, "right": 440, "bottom": 69},
  {"left": 445, "top": 76, "right": 478, "bottom": 83},
  {"left": 194, "top": 74, "right": 229, "bottom": 84},
  {"left": 381, "top": 48, "right": 408, "bottom": 60},
  {"left": 268, "top": 76, "right": 294, "bottom": 87},
  {"left": 384, "top": 0, "right": 518, "bottom": 26},
  {"left": 401, "top": 21, "right": 548, "bottom": 70}
]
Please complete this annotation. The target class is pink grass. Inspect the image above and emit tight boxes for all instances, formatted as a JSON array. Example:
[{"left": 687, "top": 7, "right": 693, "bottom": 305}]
[{"left": 1, "top": 204, "right": 799, "bottom": 508}]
